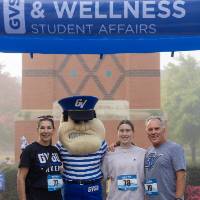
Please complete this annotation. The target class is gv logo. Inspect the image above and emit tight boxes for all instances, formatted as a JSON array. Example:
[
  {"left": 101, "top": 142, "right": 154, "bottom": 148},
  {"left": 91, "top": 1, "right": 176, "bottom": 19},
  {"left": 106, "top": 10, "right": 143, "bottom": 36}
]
[
  {"left": 75, "top": 99, "right": 87, "bottom": 109},
  {"left": 38, "top": 153, "right": 49, "bottom": 163}
]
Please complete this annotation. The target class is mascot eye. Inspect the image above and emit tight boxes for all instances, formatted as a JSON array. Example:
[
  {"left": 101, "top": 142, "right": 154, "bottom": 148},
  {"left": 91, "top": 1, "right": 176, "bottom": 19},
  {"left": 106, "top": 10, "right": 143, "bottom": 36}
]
[{"left": 74, "top": 120, "right": 89, "bottom": 124}]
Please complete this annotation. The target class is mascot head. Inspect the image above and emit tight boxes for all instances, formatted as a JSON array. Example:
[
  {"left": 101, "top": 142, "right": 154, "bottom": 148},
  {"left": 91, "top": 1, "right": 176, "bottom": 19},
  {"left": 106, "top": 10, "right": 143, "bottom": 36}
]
[{"left": 58, "top": 96, "right": 105, "bottom": 155}]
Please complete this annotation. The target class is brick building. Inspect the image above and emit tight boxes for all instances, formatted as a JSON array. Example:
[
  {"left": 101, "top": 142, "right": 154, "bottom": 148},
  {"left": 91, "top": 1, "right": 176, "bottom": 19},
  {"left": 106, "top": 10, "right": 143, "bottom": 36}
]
[{"left": 15, "top": 53, "right": 160, "bottom": 161}]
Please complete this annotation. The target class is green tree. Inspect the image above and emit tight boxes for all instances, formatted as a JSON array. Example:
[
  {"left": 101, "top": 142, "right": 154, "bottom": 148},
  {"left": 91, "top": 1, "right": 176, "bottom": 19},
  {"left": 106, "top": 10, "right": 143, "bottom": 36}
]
[
  {"left": 0, "top": 64, "right": 21, "bottom": 154},
  {"left": 162, "top": 54, "right": 200, "bottom": 165}
]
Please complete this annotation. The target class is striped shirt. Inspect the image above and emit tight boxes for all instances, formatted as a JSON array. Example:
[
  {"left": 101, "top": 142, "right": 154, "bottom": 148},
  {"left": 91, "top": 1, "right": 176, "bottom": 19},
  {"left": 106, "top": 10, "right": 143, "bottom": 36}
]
[{"left": 56, "top": 140, "right": 107, "bottom": 181}]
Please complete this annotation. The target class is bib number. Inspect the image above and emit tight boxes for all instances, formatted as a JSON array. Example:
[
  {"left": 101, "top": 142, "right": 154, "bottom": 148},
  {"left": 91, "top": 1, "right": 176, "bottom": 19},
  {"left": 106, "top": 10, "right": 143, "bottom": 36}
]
[
  {"left": 144, "top": 178, "right": 158, "bottom": 196},
  {"left": 47, "top": 175, "right": 63, "bottom": 191},
  {"left": 117, "top": 175, "right": 138, "bottom": 191}
]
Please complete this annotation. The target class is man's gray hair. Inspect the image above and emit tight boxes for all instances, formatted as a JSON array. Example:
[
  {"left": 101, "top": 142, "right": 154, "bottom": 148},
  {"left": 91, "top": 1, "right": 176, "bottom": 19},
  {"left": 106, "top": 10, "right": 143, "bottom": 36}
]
[{"left": 145, "top": 115, "right": 166, "bottom": 127}]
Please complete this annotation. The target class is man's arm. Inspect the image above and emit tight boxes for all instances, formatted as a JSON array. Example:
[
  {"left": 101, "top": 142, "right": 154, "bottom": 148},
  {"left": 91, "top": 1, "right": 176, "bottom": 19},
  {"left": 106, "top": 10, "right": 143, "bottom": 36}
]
[{"left": 175, "top": 170, "right": 186, "bottom": 199}]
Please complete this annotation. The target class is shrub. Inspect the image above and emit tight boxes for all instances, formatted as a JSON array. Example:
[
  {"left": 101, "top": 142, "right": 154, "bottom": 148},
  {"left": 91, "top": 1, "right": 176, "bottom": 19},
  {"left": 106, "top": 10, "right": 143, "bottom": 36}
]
[
  {"left": 187, "top": 166, "right": 200, "bottom": 186},
  {"left": 0, "top": 163, "right": 18, "bottom": 200}
]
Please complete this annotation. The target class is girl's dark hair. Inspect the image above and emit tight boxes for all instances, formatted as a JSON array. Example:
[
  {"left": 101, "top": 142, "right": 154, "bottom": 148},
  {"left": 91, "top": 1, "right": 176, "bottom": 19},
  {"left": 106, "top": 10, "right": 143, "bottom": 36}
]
[
  {"left": 37, "top": 115, "right": 55, "bottom": 129},
  {"left": 117, "top": 119, "right": 134, "bottom": 132}
]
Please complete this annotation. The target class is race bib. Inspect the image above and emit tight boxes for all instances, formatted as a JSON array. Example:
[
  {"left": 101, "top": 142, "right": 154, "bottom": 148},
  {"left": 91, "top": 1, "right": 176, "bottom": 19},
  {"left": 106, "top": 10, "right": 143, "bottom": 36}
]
[
  {"left": 47, "top": 174, "right": 63, "bottom": 191},
  {"left": 117, "top": 175, "right": 138, "bottom": 191},
  {"left": 144, "top": 178, "right": 159, "bottom": 196}
]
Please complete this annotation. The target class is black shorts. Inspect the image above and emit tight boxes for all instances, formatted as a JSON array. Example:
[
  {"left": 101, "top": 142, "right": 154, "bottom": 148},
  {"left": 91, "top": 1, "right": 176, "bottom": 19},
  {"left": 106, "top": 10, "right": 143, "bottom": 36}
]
[{"left": 26, "top": 187, "right": 62, "bottom": 200}]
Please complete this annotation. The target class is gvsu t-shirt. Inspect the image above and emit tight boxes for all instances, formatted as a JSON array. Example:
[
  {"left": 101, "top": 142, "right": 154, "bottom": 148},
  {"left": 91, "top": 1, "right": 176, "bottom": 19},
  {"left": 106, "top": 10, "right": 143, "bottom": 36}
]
[
  {"left": 19, "top": 142, "right": 62, "bottom": 189},
  {"left": 144, "top": 141, "right": 186, "bottom": 200}
]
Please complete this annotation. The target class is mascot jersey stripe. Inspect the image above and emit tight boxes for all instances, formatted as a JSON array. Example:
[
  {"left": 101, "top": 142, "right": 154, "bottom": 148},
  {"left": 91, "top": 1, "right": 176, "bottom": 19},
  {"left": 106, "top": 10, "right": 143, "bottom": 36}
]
[{"left": 56, "top": 140, "right": 107, "bottom": 180}]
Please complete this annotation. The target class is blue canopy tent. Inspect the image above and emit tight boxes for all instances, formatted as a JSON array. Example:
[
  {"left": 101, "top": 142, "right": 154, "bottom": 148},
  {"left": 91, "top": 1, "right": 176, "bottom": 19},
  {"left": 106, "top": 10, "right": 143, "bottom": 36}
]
[{"left": 0, "top": 0, "right": 200, "bottom": 54}]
